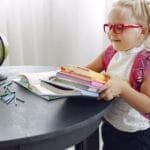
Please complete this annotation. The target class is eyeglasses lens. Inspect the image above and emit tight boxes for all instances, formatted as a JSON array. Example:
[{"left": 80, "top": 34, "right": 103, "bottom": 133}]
[
  {"left": 114, "top": 24, "right": 124, "bottom": 34},
  {"left": 104, "top": 24, "right": 110, "bottom": 33},
  {"left": 104, "top": 24, "right": 124, "bottom": 34}
]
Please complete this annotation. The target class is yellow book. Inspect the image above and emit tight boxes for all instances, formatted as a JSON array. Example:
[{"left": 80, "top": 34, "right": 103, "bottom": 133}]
[{"left": 60, "top": 65, "right": 108, "bottom": 83}]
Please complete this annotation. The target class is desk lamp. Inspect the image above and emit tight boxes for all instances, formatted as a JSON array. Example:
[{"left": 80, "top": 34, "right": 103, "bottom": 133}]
[{"left": 0, "top": 35, "right": 8, "bottom": 81}]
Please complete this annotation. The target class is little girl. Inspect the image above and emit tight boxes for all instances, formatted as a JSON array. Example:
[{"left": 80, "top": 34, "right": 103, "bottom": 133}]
[{"left": 86, "top": 0, "right": 150, "bottom": 149}]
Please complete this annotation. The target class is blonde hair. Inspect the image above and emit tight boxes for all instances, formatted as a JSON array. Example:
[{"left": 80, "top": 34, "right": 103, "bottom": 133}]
[{"left": 113, "top": 0, "right": 150, "bottom": 49}]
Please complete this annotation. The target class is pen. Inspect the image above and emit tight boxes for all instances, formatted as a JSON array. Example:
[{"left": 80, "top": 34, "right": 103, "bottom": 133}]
[
  {"left": 16, "top": 97, "right": 25, "bottom": 103},
  {"left": 5, "top": 97, "right": 14, "bottom": 104}
]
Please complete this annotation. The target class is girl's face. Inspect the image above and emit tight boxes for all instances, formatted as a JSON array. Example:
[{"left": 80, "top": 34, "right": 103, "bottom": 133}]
[{"left": 106, "top": 6, "right": 143, "bottom": 51}]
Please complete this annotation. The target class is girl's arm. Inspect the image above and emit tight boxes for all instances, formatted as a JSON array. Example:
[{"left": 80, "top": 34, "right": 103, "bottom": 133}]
[
  {"left": 124, "top": 71, "right": 150, "bottom": 113},
  {"left": 99, "top": 72, "right": 150, "bottom": 113},
  {"left": 86, "top": 51, "right": 105, "bottom": 72},
  {"left": 121, "top": 78, "right": 150, "bottom": 113}
]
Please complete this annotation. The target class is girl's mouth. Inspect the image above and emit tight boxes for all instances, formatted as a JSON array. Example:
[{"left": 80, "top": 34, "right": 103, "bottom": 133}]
[{"left": 111, "top": 39, "right": 121, "bottom": 42}]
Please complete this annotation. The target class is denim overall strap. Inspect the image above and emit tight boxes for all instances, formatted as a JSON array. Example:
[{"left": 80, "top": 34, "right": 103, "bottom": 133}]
[
  {"left": 129, "top": 50, "right": 150, "bottom": 91},
  {"left": 102, "top": 45, "right": 116, "bottom": 71}
]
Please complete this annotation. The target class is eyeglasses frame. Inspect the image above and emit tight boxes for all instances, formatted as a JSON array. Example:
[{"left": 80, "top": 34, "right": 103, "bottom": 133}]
[{"left": 103, "top": 23, "right": 143, "bottom": 34}]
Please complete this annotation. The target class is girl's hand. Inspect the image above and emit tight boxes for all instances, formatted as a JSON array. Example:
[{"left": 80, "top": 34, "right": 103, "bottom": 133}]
[{"left": 98, "top": 75, "right": 130, "bottom": 101}]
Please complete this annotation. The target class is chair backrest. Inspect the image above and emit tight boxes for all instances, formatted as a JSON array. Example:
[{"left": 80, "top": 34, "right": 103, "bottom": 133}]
[{"left": 0, "top": 35, "right": 8, "bottom": 65}]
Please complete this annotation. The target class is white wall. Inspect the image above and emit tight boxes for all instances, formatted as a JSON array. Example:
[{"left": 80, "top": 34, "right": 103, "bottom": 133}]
[{"left": 0, "top": 0, "right": 115, "bottom": 66}]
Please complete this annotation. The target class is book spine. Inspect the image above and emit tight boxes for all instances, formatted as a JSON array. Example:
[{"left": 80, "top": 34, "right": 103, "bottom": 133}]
[
  {"left": 56, "top": 72, "right": 103, "bottom": 90},
  {"left": 91, "top": 81, "right": 104, "bottom": 88}
]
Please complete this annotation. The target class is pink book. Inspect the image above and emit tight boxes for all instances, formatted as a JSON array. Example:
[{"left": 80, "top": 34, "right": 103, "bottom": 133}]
[{"left": 56, "top": 71, "right": 104, "bottom": 89}]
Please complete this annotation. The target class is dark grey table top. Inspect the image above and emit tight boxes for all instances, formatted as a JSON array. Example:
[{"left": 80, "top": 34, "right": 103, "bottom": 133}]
[{"left": 0, "top": 66, "right": 110, "bottom": 150}]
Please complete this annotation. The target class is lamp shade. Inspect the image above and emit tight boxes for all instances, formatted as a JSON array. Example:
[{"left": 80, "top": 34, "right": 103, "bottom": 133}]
[{"left": 0, "top": 35, "right": 8, "bottom": 65}]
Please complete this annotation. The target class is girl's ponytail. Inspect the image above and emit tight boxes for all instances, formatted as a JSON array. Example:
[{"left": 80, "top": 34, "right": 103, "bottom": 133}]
[{"left": 145, "top": 2, "right": 150, "bottom": 49}]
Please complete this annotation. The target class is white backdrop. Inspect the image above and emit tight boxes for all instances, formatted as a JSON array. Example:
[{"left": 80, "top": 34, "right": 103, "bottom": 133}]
[{"left": 0, "top": 0, "right": 115, "bottom": 66}]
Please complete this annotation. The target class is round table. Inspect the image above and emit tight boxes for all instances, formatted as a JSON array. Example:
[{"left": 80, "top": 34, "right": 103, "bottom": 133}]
[{"left": 0, "top": 66, "right": 110, "bottom": 150}]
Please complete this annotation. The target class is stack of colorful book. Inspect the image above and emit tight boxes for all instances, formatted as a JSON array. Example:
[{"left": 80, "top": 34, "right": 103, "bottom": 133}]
[{"left": 41, "top": 65, "right": 109, "bottom": 96}]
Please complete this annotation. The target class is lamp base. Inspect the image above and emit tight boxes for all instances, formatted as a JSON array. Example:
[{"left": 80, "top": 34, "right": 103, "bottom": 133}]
[{"left": 0, "top": 74, "right": 7, "bottom": 81}]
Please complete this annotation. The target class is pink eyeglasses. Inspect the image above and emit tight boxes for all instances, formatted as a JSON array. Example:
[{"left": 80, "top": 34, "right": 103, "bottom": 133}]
[{"left": 103, "top": 24, "right": 143, "bottom": 34}]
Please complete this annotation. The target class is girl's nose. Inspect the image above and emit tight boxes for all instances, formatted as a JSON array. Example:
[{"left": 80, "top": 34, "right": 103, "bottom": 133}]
[{"left": 108, "top": 29, "right": 116, "bottom": 36}]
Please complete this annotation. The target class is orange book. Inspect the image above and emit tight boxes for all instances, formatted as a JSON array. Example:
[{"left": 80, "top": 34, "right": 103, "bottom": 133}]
[{"left": 60, "top": 65, "right": 109, "bottom": 84}]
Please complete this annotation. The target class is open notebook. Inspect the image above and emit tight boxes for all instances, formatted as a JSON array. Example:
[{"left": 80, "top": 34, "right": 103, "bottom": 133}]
[{"left": 13, "top": 71, "right": 82, "bottom": 100}]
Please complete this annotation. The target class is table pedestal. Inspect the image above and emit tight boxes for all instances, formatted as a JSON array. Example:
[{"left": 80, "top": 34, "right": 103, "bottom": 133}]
[{"left": 75, "top": 128, "right": 99, "bottom": 150}]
